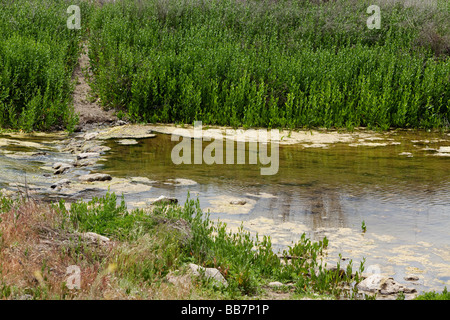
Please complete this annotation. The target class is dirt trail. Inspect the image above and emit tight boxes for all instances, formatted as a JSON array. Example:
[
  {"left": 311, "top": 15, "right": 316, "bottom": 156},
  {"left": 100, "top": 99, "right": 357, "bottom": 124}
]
[{"left": 72, "top": 42, "right": 117, "bottom": 130}]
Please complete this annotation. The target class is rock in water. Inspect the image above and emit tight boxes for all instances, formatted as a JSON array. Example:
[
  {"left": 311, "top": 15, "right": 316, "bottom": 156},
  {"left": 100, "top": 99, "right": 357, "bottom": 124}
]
[
  {"left": 151, "top": 195, "right": 178, "bottom": 205},
  {"left": 76, "top": 152, "right": 100, "bottom": 160},
  {"left": 117, "top": 139, "right": 138, "bottom": 145},
  {"left": 230, "top": 199, "right": 247, "bottom": 205},
  {"left": 53, "top": 163, "right": 72, "bottom": 175},
  {"left": 78, "top": 173, "right": 112, "bottom": 182},
  {"left": 51, "top": 179, "right": 71, "bottom": 189}
]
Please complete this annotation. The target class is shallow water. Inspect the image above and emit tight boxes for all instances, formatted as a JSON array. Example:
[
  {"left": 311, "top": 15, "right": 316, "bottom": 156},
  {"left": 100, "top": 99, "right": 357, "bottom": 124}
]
[
  {"left": 0, "top": 128, "right": 449, "bottom": 295},
  {"left": 100, "top": 129, "right": 450, "bottom": 294}
]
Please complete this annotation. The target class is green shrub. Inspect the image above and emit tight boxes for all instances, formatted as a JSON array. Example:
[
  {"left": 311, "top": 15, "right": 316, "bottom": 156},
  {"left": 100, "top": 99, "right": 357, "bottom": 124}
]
[
  {"left": 87, "top": 0, "right": 449, "bottom": 130},
  {"left": 415, "top": 287, "right": 450, "bottom": 300},
  {"left": 0, "top": 0, "right": 86, "bottom": 131}
]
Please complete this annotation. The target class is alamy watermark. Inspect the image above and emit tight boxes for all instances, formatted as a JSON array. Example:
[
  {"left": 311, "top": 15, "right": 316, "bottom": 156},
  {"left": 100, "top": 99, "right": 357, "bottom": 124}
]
[
  {"left": 67, "top": 5, "right": 81, "bottom": 30},
  {"left": 65, "top": 265, "right": 81, "bottom": 289},
  {"left": 170, "top": 121, "right": 280, "bottom": 176}
]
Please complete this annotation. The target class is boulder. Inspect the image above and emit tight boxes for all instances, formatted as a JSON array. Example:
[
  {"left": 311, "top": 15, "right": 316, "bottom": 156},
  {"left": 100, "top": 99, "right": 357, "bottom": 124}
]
[
  {"left": 268, "top": 281, "right": 284, "bottom": 288},
  {"left": 81, "top": 144, "right": 111, "bottom": 154},
  {"left": 74, "top": 158, "right": 99, "bottom": 167},
  {"left": 356, "top": 274, "right": 417, "bottom": 295},
  {"left": 188, "top": 263, "right": 228, "bottom": 287},
  {"left": 78, "top": 232, "right": 110, "bottom": 245},
  {"left": 404, "top": 275, "right": 420, "bottom": 282}
]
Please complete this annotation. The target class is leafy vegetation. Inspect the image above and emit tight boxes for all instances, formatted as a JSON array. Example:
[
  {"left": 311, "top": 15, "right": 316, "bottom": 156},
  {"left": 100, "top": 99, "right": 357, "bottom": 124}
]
[
  {"left": 1, "top": 0, "right": 448, "bottom": 131},
  {"left": 87, "top": 0, "right": 449, "bottom": 130},
  {"left": 0, "top": 0, "right": 89, "bottom": 131},
  {"left": 414, "top": 287, "right": 450, "bottom": 300},
  {"left": 0, "top": 191, "right": 365, "bottom": 299}
]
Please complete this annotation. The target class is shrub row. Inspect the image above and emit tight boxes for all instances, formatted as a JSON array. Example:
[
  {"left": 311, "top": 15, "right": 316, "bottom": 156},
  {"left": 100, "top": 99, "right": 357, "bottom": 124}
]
[{"left": 88, "top": 0, "right": 449, "bottom": 129}]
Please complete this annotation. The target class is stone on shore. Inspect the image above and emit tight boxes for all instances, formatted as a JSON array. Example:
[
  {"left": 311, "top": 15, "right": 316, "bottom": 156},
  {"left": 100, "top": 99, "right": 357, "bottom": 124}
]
[
  {"left": 188, "top": 263, "right": 228, "bottom": 287},
  {"left": 356, "top": 274, "right": 417, "bottom": 295}
]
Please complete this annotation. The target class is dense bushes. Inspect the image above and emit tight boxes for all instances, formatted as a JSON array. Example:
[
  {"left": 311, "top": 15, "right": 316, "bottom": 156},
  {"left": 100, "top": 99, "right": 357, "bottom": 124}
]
[
  {"left": 88, "top": 0, "right": 449, "bottom": 130},
  {"left": 0, "top": 0, "right": 85, "bottom": 131},
  {"left": 1, "top": 0, "right": 449, "bottom": 131}
]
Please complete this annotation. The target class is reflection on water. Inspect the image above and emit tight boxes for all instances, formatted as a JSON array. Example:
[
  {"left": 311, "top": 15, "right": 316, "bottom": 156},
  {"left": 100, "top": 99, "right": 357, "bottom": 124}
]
[{"left": 101, "top": 131, "right": 450, "bottom": 293}]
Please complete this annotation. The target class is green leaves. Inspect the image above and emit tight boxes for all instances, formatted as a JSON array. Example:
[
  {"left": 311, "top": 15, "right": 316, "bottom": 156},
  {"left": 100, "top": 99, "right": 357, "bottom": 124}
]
[
  {"left": 87, "top": 0, "right": 449, "bottom": 130},
  {"left": 0, "top": 0, "right": 82, "bottom": 131}
]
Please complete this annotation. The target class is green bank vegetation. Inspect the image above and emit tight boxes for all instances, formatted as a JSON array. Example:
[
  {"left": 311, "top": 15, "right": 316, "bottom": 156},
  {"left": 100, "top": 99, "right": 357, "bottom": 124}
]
[
  {"left": 0, "top": 0, "right": 90, "bottom": 131},
  {"left": 0, "top": 191, "right": 366, "bottom": 299},
  {"left": 89, "top": 0, "right": 449, "bottom": 130},
  {"left": 0, "top": 0, "right": 449, "bottom": 131}
]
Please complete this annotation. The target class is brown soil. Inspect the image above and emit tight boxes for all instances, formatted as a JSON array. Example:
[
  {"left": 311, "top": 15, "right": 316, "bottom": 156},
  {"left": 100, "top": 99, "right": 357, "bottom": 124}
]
[{"left": 72, "top": 42, "right": 118, "bottom": 130}]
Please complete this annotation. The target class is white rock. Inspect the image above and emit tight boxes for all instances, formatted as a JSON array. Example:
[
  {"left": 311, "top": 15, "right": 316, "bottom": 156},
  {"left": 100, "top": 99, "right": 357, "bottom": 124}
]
[
  {"left": 79, "top": 232, "right": 110, "bottom": 244},
  {"left": 268, "top": 281, "right": 284, "bottom": 288},
  {"left": 78, "top": 173, "right": 112, "bottom": 182},
  {"left": 356, "top": 274, "right": 416, "bottom": 294},
  {"left": 188, "top": 263, "right": 228, "bottom": 287}
]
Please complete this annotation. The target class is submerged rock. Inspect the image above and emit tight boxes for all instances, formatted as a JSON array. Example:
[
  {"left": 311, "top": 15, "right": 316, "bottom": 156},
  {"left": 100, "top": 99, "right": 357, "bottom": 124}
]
[{"left": 117, "top": 139, "right": 138, "bottom": 145}]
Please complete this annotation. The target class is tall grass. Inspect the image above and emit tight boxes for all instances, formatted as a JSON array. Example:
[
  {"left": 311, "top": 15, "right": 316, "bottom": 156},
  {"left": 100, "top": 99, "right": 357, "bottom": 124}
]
[
  {"left": 0, "top": 0, "right": 87, "bottom": 131},
  {"left": 88, "top": 0, "right": 449, "bottom": 130}
]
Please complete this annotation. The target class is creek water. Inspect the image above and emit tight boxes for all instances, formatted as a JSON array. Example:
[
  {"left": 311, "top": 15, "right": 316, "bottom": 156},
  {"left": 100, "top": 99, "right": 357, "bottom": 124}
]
[{"left": 0, "top": 128, "right": 449, "bottom": 294}]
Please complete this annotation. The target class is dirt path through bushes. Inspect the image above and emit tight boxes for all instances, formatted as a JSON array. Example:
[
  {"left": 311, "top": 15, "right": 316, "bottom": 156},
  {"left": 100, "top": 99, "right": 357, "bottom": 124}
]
[{"left": 72, "top": 42, "right": 117, "bottom": 130}]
